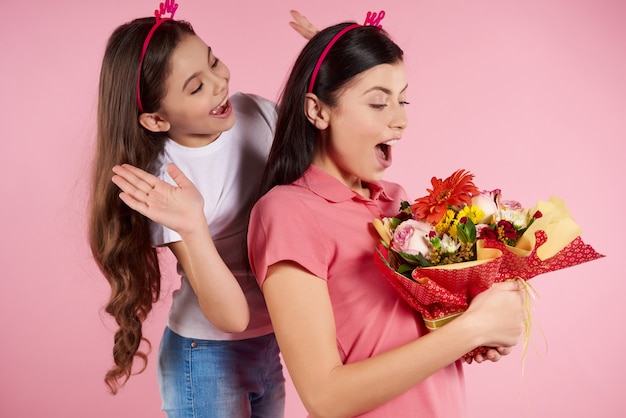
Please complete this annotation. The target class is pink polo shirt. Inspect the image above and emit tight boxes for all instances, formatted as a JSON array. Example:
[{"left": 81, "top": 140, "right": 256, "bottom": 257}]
[{"left": 248, "top": 165, "right": 466, "bottom": 417}]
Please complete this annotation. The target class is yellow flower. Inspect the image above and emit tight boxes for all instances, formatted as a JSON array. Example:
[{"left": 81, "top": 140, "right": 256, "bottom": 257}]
[
  {"left": 459, "top": 205, "right": 485, "bottom": 225},
  {"left": 435, "top": 209, "right": 456, "bottom": 236}
]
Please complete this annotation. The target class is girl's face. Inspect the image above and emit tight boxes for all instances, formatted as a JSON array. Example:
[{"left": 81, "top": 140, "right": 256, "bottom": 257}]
[
  {"left": 313, "top": 62, "right": 408, "bottom": 192},
  {"left": 157, "top": 34, "right": 234, "bottom": 147}
]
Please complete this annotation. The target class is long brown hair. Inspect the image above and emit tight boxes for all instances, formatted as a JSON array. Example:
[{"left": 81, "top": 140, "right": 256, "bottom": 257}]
[{"left": 88, "top": 17, "right": 195, "bottom": 394}]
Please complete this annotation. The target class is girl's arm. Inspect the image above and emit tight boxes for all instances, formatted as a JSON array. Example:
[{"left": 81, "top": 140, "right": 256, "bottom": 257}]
[
  {"left": 262, "top": 261, "right": 524, "bottom": 418},
  {"left": 112, "top": 163, "right": 249, "bottom": 332}
]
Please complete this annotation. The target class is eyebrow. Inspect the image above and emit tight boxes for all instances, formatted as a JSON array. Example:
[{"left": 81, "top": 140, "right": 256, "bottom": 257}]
[
  {"left": 182, "top": 46, "right": 212, "bottom": 91},
  {"left": 364, "top": 83, "right": 409, "bottom": 96}
]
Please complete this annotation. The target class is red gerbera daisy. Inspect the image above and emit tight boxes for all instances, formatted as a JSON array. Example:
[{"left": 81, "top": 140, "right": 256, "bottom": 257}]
[{"left": 410, "top": 169, "right": 479, "bottom": 225}]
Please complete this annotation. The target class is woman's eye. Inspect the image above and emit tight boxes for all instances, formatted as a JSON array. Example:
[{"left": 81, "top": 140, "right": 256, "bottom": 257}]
[
  {"left": 191, "top": 83, "right": 203, "bottom": 94},
  {"left": 370, "top": 104, "right": 388, "bottom": 109},
  {"left": 211, "top": 58, "right": 219, "bottom": 69},
  {"left": 400, "top": 101, "right": 410, "bottom": 106}
]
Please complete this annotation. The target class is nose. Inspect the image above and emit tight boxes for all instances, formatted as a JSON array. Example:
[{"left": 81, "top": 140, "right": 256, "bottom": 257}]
[
  {"left": 209, "top": 66, "right": 230, "bottom": 96},
  {"left": 391, "top": 104, "right": 408, "bottom": 130}
]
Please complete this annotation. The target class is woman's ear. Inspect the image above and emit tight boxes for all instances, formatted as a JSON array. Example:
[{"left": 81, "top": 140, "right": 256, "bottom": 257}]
[
  {"left": 138, "top": 112, "right": 171, "bottom": 133},
  {"left": 304, "top": 93, "right": 330, "bottom": 130}
]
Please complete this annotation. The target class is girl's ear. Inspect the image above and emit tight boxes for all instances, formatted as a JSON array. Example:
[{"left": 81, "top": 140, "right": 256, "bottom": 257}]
[
  {"left": 304, "top": 93, "right": 330, "bottom": 130},
  {"left": 138, "top": 112, "right": 171, "bottom": 133}
]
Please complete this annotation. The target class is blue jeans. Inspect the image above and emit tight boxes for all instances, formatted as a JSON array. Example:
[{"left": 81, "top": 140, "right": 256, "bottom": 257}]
[{"left": 158, "top": 327, "right": 285, "bottom": 418}]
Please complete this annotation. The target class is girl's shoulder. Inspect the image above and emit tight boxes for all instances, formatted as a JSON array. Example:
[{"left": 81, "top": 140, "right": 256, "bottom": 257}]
[{"left": 230, "top": 92, "right": 277, "bottom": 116}]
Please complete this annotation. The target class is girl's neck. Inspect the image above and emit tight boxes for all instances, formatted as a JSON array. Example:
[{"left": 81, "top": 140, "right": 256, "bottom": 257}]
[{"left": 169, "top": 132, "right": 223, "bottom": 148}]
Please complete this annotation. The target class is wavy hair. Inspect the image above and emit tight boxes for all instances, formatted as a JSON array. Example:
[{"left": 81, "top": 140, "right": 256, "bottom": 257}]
[{"left": 88, "top": 17, "right": 195, "bottom": 394}]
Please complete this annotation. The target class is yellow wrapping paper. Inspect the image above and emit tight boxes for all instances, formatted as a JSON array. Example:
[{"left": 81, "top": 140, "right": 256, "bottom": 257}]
[{"left": 515, "top": 196, "right": 582, "bottom": 260}]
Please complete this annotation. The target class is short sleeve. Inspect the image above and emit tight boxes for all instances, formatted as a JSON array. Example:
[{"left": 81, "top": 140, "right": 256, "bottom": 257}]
[{"left": 248, "top": 187, "right": 331, "bottom": 287}]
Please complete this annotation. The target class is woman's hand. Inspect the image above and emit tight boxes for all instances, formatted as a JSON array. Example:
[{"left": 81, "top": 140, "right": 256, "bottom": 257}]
[
  {"left": 111, "top": 163, "right": 205, "bottom": 236},
  {"left": 463, "top": 346, "right": 514, "bottom": 364},
  {"left": 463, "top": 280, "right": 526, "bottom": 349},
  {"left": 289, "top": 10, "right": 319, "bottom": 40}
]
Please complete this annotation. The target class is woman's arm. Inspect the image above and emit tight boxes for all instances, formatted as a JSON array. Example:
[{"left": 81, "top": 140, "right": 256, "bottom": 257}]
[
  {"left": 112, "top": 163, "right": 249, "bottom": 332},
  {"left": 263, "top": 261, "right": 524, "bottom": 418}
]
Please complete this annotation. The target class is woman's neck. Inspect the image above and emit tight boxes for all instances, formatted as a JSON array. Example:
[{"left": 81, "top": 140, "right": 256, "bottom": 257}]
[{"left": 311, "top": 161, "right": 371, "bottom": 198}]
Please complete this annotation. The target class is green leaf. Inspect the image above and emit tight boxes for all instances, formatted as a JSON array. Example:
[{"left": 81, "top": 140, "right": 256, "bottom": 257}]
[
  {"left": 457, "top": 218, "right": 476, "bottom": 243},
  {"left": 397, "top": 251, "right": 422, "bottom": 264},
  {"left": 390, "top": 217, "right": 402, "bottom": 229},
  {"left": 415, "top": 253, "right": 434, "bottom": 267},
  {"left": 397, "top": 264, "right": 415, "bottom": 274},
  {"left": 397, "top": 250, "right": 432, "bottom": 268},
  {"left": 467, "top": 219, "right": 476, "bottom": 242}
]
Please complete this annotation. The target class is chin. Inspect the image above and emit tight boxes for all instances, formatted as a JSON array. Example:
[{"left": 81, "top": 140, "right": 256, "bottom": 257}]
[
  {"left": 217, "top": 113, "right": 236, "bottom": 131},
  {"left": 364, "top": 171, "right": 386, "bottom": 184}
]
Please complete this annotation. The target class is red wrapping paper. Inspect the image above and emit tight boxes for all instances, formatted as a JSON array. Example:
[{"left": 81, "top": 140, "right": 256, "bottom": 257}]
[{"left": 375, "top": 230, "right": 604, "bottom": 360}]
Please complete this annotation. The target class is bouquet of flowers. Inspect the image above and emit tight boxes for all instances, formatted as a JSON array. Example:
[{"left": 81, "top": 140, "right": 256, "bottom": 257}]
[{"left": 373, "top": 169, "right": 604, "bottom": 358}]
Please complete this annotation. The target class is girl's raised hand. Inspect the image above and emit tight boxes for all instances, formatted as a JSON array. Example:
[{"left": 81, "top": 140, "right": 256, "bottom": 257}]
[
  {"left": 289, "top": 10, "right": 319, "bottom": 40},
  {"left": 111, "top": 163, "right": 205, "bottom": 235}
]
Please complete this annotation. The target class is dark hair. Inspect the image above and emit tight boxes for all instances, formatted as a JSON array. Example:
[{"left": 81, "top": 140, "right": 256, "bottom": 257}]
[
  {"left": 258, "top": 22, "right": 404, "bottom": 196},
  {"left": 88, "top": 17, "right": 195, "bottom": 394}
]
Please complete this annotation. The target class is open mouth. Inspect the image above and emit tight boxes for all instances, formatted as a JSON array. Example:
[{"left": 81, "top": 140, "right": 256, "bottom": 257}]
[
  {"left": 209, "top": 99, "right": 230, "bottom": 115},
  {"left": 376, "top": 139, "right": 398, "bottom": 161}
]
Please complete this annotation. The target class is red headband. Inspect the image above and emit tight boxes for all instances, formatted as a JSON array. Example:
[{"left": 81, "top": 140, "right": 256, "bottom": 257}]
[
  {"left": 307, "top": 10, "right": 386, "bottom": 94},
  {"left": 136, "top": 0, "right": 179, "bottom": 112}
]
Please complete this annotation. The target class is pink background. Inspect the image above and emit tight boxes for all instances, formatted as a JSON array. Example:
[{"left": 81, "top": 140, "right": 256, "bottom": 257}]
[{"left": 1, "top": 0, "right": 624, "bottom": 417}]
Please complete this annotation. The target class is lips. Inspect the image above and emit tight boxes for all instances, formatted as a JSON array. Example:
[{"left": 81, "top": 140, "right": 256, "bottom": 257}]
[{"left": 209, "top": 98, "right": 230, "bottom": 115}]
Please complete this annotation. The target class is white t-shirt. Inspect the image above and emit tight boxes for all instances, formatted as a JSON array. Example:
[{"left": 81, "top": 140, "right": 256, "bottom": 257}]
[{"left": 151, "top": 92, "right": 275, "bottom": 340}]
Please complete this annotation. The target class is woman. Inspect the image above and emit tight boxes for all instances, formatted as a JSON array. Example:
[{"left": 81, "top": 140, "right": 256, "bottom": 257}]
[{"left": 247, "top": 21, "right": 525, "bottom": 417}]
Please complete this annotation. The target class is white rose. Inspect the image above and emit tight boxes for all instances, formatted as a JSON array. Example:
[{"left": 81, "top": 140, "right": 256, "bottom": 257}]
[{"left": 470, "top": 189, "right": 500, "bottom": 224}]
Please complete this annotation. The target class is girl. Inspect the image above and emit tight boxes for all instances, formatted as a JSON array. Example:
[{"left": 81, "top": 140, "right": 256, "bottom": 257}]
[
  {"left": 246, "top": 21, "right": 526, "bottom": 417},
  {"left": 88, "top": 4, "right": 316, "bottom": 417}
]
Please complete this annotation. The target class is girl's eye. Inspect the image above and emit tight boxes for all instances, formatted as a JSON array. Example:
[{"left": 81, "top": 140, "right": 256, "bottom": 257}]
[
  {"left": 191, "top": 83, "right": 203, "bottom": 94},
  {"left": 211, "top": 58, "right": 219, "bottom": 69},
  {"left": 400, "top": 101, "right": 410, "bottom": 106},
  {"left": 370, "top": 104, "right": 388, "bottom": 109}
]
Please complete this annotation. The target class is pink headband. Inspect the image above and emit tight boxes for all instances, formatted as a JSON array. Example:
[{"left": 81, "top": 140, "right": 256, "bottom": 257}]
[
  {"left": 307, "top": 10, "right": 386, "bottom": 94},
  {"left": 136, "top": 0, "right": 179, "bottom": 112}
]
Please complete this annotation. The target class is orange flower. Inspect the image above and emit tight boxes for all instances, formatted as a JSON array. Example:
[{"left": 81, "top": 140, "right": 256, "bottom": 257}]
[{"left": 410, "top": 169, "right": 479, "bottom": 225}]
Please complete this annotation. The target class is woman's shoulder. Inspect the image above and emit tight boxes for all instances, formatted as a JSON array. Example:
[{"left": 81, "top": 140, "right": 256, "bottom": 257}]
[
  {"left": 257, "top": 183, "right": 305, "bottom": 202},
  {"left": 252, "top": 183, "right": 314, "bottom": 214}
]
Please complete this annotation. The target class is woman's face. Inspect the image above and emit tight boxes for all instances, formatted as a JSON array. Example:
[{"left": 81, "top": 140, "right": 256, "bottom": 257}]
[
  {"left": 313, "top": 61, "right": 408, "bottom": 191},
  {"left": 157, "top": 34, "right": 235, "bottom": 147}
]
